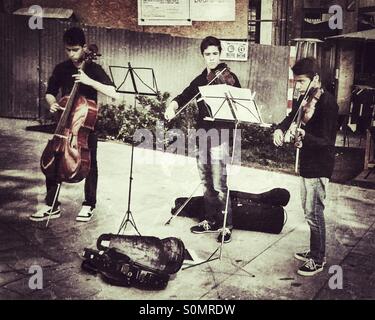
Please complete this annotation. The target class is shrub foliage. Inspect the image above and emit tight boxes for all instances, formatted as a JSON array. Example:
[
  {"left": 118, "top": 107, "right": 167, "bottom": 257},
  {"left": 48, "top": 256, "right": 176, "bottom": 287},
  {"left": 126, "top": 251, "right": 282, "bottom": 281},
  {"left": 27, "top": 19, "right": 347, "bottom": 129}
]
[{"left": 96, "top": 92, "right": 295, "bottom": 170}]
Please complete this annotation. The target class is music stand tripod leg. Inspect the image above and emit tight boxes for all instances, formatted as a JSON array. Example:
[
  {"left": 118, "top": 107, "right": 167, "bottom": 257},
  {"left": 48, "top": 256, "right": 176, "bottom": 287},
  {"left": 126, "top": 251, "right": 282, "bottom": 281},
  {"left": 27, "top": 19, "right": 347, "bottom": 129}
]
[
  {"left": 219, "top": 120, "right": 239, "bottom": 259},
  {"left": 164, "top": 181, "right": 202, "bottom": 225},
  {"left": 182, "top": 247, "right": 220, "bottom": 270},
  {"left": 117, "top": 142, "right": 141, "bottom": 236},
  {"left": 110, "top": 61, "right": 160, "bottom": 235}
]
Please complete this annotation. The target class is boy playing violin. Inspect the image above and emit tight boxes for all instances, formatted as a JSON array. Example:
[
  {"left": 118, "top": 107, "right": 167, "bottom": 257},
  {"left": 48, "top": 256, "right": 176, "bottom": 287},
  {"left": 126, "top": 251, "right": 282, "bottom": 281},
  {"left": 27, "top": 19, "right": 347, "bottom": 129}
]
[
  {"left": 30, "top": 27, "right": 119, "bottom": 223},
  {"left": 273, "top": 57, "right": 339, "bottom": 276},
  {"left": 164, "top": 36, "right": 241, "bottom": 243}
]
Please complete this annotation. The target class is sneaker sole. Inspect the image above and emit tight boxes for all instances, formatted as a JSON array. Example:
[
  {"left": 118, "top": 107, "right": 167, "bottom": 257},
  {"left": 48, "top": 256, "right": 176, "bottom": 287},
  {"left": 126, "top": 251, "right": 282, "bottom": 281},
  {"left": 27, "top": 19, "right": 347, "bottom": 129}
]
[
  {"left": 217, "top": 238, "right": 232, "bottom": 244},
  {"left": 76, "top": 217, "right": 93, "bottom": 222},
  {"left": 29, "top": 212, "right": 61, "bottom": 222},
  {"left": 191, "top": 230, "right": 220, "bottom": 234},
  {"left": 76, "top": 215, "right": 93, "bottom": 222},
  {"left": 294, "top": 254, "right": 327, "bottom": 266},
  {"left": 297, "top": 267, "right": 324, "bottom": 277},
  {"left": 294, "top": 253, "right": 310, "bottom": 262}
]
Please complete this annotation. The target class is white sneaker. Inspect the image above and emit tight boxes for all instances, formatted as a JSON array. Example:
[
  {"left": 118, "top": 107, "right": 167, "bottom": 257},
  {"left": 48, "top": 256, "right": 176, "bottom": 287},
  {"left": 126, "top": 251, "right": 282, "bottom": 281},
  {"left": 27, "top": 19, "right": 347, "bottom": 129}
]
[
  {"left": 30, "top": 205, "right": 61, "bottom": 222},
  {"left": 76, "top": 205, "right": 94, "bottom": 222}
]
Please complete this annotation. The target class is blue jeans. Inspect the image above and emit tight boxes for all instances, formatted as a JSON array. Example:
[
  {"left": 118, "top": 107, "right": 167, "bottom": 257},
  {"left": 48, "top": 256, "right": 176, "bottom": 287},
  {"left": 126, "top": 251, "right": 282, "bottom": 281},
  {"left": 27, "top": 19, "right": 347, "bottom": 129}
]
[
  {"left": 196, "top": 140, "right": 232, "bottom": 228},
  {"left": 300, "top": 177, "right": 329, "bottom": 264}
]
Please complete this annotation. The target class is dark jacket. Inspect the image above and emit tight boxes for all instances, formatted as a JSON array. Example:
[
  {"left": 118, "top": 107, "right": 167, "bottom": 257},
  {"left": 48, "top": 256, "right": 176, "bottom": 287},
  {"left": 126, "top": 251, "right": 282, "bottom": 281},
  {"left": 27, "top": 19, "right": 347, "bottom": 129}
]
[
  {"left": 46, "top": 60, "right": 113, "bottom": 144},
  {"left": 277, "top": 89, "right": 339, "bottom": 179},
  {"left": 173, "top": 63, "right": 241, "bottom": 131},
  {"left": 46, "top": 60, "right": 113, "bottom": 103}
]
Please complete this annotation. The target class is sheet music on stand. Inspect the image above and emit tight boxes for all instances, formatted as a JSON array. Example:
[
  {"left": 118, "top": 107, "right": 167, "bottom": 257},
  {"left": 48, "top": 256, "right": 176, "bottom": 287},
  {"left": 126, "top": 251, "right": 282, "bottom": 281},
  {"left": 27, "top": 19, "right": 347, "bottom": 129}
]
[{"left": 198, "top": 84, "right": 263, "bottom": 124}]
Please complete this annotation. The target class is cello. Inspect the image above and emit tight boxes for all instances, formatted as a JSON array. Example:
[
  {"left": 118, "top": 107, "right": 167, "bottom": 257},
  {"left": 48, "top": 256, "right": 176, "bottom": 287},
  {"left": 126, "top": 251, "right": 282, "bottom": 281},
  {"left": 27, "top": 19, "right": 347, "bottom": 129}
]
[{"left": 40, "top": 44, "right": 100, "bottom": 183}]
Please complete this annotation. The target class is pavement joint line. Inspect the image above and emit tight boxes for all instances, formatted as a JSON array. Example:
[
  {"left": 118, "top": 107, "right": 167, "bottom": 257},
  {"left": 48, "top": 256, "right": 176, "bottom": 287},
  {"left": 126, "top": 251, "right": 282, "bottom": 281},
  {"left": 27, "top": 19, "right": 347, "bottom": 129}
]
[
  {"left": 0, "top": 245, "right": 29, "bottom": 253},
  {"left": 3, "top": 265, "right": 29, "bottom": 276},
  {"left": 0, "top": 274, "right": 30, "bottom": 289},
  {"left": 207, "top": 264, "right": 220, "bottom": 292},
  {"left": 229, "top": 261, "right": 255, "bottom": 278},
  {"left": 198, "top": 227, "right": 297, "bottom": 299},
  {"left": 27, "top": 270, "right": 81, "bottom": 297},
  {"left": 0, "top": 286, "right": 26, "bottom": 298},
  {"left": 312, "top": 218, "right": 375, "bottom": 300},
  {"left": 5, "top": 223, "right": 65, "bottom": 265},
  {"left": 239, "top": 227, "right": 297, "bottom": 269},
  {"left": 0, "top": 265, "right": 55, "bottom": 275}
]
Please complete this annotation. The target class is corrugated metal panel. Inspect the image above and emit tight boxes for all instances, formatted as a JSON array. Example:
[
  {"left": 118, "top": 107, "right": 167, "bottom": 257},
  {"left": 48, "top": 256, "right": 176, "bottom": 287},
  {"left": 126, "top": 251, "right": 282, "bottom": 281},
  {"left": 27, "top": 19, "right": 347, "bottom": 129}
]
[
  {"left": 85, "top": 27, "right": 205, "bottom": 106},
  {"left": 360, "top": 0, "right": 375, "bottom": 8},
  {"left": 1, "top": 16, "right": 289, "bottom": 123},
  {"left": 39, "top": 19, "right": 70, "bottom": 119},
  {"left": 92, "top": 29, "right": 288, "bottom": 123},
  {"left": 0, "top": 14, "right": 39, "bottom": 119},
  {"left": 247, "top": 44, "right": 290, "bottom": 123}
]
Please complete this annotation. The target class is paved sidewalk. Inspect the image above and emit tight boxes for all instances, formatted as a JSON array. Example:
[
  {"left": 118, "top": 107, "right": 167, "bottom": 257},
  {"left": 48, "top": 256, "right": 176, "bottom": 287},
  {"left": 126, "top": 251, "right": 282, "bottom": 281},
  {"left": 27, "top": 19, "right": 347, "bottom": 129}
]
[{"left": 0, "top": 119, "right": 374, "bottom": 300}]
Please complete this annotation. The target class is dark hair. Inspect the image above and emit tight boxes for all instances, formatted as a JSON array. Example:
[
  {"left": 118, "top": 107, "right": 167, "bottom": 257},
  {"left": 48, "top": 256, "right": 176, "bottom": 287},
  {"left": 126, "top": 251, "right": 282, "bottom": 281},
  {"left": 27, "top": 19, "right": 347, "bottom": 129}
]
[
  {"left": 292, "top": 57, "right": 320, "bottom": 79},
  {"left": 200, "top": 36, "right": 222, "bottom": 55},
  {"left": 63, "top": 27, "right": 86, "bottom": 46}
]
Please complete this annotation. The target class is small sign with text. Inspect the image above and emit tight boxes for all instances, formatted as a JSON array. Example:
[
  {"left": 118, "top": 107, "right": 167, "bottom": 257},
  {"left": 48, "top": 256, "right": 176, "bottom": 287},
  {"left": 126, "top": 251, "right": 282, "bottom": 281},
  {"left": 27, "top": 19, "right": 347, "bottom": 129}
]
[{"left": 220, "top": 40, "right": 248, "bottom": 62}]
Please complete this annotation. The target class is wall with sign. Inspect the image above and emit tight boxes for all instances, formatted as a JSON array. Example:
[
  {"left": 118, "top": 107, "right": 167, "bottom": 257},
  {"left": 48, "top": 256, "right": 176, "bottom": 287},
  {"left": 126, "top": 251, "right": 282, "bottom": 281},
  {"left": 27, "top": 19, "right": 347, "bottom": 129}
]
[
  {"left": 22, "top": 0, "right": 248, "bottom": 39},
  {"left": 1, "top": 14, "right": 290, "bottom": 123}
]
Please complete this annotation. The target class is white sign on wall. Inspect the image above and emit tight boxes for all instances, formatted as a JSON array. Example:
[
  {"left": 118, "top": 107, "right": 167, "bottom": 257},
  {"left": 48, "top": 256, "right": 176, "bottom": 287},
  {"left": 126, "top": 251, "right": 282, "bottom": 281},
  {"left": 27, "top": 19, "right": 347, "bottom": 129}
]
[
  {"left": 220, "top": 40, "right": 248, "bottom": 61},
  {"left": 191, "top": 0, "right": 235, "bottom": 21},
  {"left": 138, "top": 0, "right": 192, "bottom": 26}
]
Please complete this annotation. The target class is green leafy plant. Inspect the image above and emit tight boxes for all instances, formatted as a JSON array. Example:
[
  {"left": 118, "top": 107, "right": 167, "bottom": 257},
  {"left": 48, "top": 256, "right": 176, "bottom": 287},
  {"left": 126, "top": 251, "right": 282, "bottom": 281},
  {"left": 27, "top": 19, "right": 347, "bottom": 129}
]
[{"left": 96, "top": 92, "right": 295, "bottom": 171}]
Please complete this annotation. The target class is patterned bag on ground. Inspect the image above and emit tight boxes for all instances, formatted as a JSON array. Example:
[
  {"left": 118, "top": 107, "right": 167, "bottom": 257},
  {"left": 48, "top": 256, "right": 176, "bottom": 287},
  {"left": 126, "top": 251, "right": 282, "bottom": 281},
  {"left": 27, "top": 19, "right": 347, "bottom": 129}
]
[{"left": 81, "top": 234, "right": 185, "bottom": 290}]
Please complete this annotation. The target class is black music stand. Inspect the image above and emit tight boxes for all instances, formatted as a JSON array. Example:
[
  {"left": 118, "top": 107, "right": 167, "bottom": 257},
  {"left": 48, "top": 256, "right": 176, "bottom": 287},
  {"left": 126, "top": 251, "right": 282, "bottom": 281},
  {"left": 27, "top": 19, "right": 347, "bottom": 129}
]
[
  {"left": 109, "top": 62, "right": 158, "bottom": 98},
  {"left": 170, "top": 84, "right": 263, "bottom": 269},
  {"left": 109, "top": 62, "right": 159, "bottom": 235}
]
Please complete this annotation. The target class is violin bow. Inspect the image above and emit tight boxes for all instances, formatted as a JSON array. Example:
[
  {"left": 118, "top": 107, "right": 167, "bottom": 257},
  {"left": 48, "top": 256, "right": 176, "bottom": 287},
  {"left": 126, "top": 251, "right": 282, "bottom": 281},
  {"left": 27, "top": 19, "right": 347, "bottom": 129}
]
[{"left": 168, "top": 67, "right": 229, "bottom": 121}]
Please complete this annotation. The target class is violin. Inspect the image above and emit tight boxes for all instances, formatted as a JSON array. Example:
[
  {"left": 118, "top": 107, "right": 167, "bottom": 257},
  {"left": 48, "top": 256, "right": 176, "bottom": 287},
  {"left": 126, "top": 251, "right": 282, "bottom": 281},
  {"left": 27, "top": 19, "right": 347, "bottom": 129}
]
[
  {"left": 301, "top": 87, "right": 323, "bottom": 125},
  {"left": 168, "top": 64, "right": 234, "bottom": 121},
  {"left": 206, "top": 64, "right": 237, "bottom": 86},
  {"left": 40, "top": 44, "right": 101, "bottom": 183},
  {"left": 292, "top": 86, "right": 323, "bottom": 148},
  {"left": 283, "top": 80, "right": 323, "bottom": 173}
]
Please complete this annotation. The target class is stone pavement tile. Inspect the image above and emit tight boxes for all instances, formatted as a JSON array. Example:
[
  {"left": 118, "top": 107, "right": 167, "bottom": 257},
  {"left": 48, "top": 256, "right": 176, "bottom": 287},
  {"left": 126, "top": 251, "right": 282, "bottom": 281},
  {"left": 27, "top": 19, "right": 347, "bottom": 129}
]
[
  {"left": 341, "top": 252, "right": 375, "bottom": 276},
  {"left": 0, "top": 288, "right": 25, "bottom": 300},
  {"left": 1, "top": 119, "right": 375, "bottom": 300},
  {"left": 0, "top": 250, "right": 23, "bottom": 271},
  {"left": 202, "top": 222, "right": 372, "bottom": 300},
  {"left": 0, "top": 224, "right": 26, "bottom": 251},
  {"left": 27, "top": 272, "right": 101, "bottom": 300},
  {"left": 0, "top": 256, "right": 57, "bottom": 275},
  {"left": 4, "top": 261, "right": 91, "bottom": 300},
  {"left": 0, "top": 272, "right": 28, "bottom": 287},
  {"left": 0, "top": 239, "right": 26, "bottom": 252},
  {"left": 0, "top": 264, "right": 13, "bottom": 273},
  {"left": 10, "top": 257, "right": 58, "bottom": 272},
  {"left": 350, "top": 225, "right": 375, "bottom": 254},
  {"left": 0, "top": 231, "right": 62, "bottom": 271},
  {"left": 316, "top": 264, "right": 375, "bottom": 300},
  {"left": 92, "top": 258, "right": 241, "bottom": 300}
]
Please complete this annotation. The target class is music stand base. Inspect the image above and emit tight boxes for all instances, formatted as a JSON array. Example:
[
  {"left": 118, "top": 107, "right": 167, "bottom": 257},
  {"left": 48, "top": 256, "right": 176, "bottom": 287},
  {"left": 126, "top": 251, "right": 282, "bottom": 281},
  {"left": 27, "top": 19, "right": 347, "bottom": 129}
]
[
  {"left": 182, "top": 246, "right": 221, "bottom": 270},
  {"left": 118, "top": 210, "right": 141, "bottom": 236}
]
